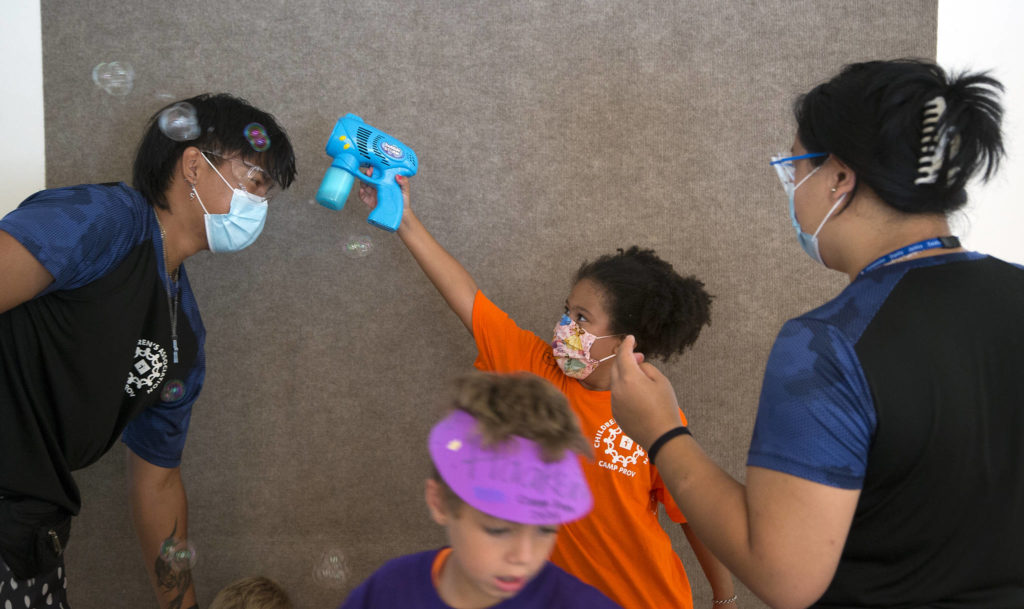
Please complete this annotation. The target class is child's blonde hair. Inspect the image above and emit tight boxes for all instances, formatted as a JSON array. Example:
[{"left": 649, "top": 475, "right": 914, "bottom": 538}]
[
  {"left": 209, "top": 576, "right": 292, "bottom": 609},
  {"left": 433, "top": 371, "right": 590, "bottom": 512}
]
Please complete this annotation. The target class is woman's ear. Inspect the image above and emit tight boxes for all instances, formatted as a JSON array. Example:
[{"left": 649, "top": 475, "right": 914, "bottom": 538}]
[
  {"left": 829, "top": 156, "right": 857, "bottom": 197},
  {"left": 179, "top": 146, "right": 203, "bottom": 186}
]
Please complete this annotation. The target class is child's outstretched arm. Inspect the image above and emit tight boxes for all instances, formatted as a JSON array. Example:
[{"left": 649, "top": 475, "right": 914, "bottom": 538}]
[
  {"left": 358, "top": 172, "right": 477, "bottom": 333},
  {"left": 682, "top": 522, "right": 738, "bottom": 607}
]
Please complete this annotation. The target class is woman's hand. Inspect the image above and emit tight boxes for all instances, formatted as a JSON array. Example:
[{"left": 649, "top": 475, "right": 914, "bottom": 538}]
[{"left": 608, "top": 335, "right": 681, "bottom": 450}]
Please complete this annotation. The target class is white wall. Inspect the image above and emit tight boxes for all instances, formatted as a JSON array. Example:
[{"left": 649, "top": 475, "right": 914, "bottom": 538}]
[
  {"left": 938, "top": 0, "right": 1024, "bottom": 263},
  {"left": 0, "top": 0, "right": 45, "bottom": 216},
  {"left": 3, "top": 0, "right": 1022, "bottom": 265}
]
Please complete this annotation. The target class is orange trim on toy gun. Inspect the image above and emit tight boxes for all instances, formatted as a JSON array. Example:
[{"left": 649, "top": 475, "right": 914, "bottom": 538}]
[{"left": 315, "top": 113, "right": 418, "bottom": 232}]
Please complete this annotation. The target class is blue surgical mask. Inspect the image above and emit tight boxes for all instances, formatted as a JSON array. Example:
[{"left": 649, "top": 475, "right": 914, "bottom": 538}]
[
  {"left": 783, "top": 164, "right": 845, "bottom": 266},
  {"left": 195, "top": 153, "right": 269, "bottom": 253}
]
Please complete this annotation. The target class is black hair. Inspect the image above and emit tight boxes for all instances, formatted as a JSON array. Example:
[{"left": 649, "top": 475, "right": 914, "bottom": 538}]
[
  {"left": 573, "top": 246, "right": 711, "bottom": 362},
  {"left": 794, "top": 59, "right": 1003, "bottom": 215},
  {"left": 132, "top": 93, "right": 297, "bottom": 209}
]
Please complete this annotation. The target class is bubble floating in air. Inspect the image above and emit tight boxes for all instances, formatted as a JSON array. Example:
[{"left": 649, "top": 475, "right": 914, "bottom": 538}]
[
  {"left": 244, "top": 122, "right": 271, "bottom": 152},
  {"left": 344, "top": 235, "right": 373, "bottom": 258},
  {"left": 159, "top": 538, "right": 197, "bottom": 572},
  {"left": 312, "top": 548, "right": 349, "bottom": 589},
  {"left": 92, "top": 61, "right": 135, "bottom": 97},
  {"left": 161, "top": 379, "right": 186, "bottom": 402},
  {"left": 158, "top": 102, "right": 200, "bottom": 142}
]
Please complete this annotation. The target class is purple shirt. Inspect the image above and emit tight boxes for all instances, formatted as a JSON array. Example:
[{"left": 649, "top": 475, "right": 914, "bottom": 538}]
[{"left": 340, "top": 548, "right": 622, "bottom": 608}]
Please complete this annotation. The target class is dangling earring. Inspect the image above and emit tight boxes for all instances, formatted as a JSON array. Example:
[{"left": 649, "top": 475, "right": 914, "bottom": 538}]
[{"left": 191, "top": 183, "right": 210, "bottom": 214}]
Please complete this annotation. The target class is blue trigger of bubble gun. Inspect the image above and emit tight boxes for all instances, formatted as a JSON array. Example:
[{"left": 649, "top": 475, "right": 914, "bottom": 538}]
[{"left": 315, "top": 114, "right": 418, "bottom": 232}]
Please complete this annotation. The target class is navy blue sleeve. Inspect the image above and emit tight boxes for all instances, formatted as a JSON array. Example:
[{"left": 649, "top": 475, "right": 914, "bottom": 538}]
[
  {"left": 0, "top": 184, "right": 148, "bottom": 293},
  {"left": 122, "top": 269, "right": 207, "bottom": 468},
  {"left": 339, "top": 576, "right": 372, "bottom": 609},
  {"left": 747, "top": 318, "right": 876, "bottom": 489}
]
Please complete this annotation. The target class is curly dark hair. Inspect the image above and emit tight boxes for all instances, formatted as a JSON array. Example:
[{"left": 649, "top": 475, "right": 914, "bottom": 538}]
[{"left": 573, "top": 246, "right": 711, "bottom": 362}]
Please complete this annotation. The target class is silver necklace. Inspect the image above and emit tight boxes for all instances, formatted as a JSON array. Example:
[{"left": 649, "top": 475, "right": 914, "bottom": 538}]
[{"left": 154, "top": 213, "right": 180, "bottom": 364}]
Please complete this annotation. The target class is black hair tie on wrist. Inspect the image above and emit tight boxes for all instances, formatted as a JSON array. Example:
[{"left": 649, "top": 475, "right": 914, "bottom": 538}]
[{"left": 647, "top": 426, "right": 691, "bottom": 465}]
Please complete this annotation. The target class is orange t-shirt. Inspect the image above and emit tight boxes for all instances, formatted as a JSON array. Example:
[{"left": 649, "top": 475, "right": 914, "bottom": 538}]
[{"left": 472, "top": 291, "right": 693, "bottom": 609}]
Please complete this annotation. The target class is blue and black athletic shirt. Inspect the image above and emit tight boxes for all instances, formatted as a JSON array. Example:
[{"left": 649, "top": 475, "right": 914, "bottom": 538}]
[
  {"left": 0, "top": 183, "right": 205, "bottom": 515},
  {"left": 748, "top": 252, "right": 1024, "bottom": 607}
]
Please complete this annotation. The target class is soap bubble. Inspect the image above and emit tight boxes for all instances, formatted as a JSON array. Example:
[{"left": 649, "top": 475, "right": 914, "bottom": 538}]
[
  {"left": 244, "top": 122, "right": 270, "bottom": 152},
  {"left": 161, "top": 379, "right": 185, "bottom": 402},
  {"left": 312, "top": 548, "right": 349, "bottom": 589},
  {"left": 344, "top": 235, "right": 373, "bottom": 258},
  {"left": 158, "top": 102, "right": 200, "bottom": 142},
  {"left": 92, "top": 61, "right": 134, "bottom": 96},
  {"left": 159, "top": 538, "right": 197, "bottom": 572}
]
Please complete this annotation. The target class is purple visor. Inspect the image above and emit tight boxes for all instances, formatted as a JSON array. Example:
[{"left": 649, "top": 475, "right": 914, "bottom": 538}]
[{"left": 428, "top": 410, "right": 593, "bottom": 525}]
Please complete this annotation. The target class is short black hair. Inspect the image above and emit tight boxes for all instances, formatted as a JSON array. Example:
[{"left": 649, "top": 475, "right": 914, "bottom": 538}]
[
  {"left": 795, "top": 59, "right": 1003, "bottom": 215},
  {"left": 132, "top": 93, "right": 297, "bottom": 209},
  {"left": 573, "top": 246, "right": 711, "bottom": 362}
]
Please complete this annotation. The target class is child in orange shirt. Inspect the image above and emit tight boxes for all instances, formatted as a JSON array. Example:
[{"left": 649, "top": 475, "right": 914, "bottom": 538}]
[{"left": 356, "top": 174, "right": 737, "bottom": 609}]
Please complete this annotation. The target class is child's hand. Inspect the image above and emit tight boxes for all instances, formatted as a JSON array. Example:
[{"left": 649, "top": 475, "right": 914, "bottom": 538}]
[
  {"left": 357, "top": 166, "right": 378, "bottom": 209},
  {"left": 357, "top": 167, "right": 412, "bottom": 215}
]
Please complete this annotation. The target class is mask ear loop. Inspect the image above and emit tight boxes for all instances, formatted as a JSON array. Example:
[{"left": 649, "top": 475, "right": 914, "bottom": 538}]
[
  {"left": 593, "top": 333, "right": 627, "bottom": 364},
  {"left": 201, "top": 151, "right": 236, "bottom": 191},
  {"left": 811, "top": 193, "right": 847, "bottom": 238}
]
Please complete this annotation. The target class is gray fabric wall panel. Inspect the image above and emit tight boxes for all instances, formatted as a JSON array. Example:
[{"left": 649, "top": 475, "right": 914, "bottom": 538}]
[{"left": 41, "top": 1, "right": 936, "bottom": 606}]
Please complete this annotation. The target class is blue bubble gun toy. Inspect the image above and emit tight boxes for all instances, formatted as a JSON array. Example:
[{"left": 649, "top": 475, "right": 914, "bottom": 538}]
[{"left": 315, "top": 114, "right": 418, "bottom": 232}]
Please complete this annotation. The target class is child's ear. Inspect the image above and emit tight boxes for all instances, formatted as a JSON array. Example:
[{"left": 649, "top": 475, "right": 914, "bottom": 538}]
[{"left": 424, "top": 479, "right": 449, "bottom": 525}]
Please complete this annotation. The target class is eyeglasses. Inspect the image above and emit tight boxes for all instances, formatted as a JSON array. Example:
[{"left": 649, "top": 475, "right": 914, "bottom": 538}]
[
  {"left": 769, "top": 152, "right": 828, "bottom": 191},
  {"left": 202, "top": 151, "right": 278, "bottom": 198}
]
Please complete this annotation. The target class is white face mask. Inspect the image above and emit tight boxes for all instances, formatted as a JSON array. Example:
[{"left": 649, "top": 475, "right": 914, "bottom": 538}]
[{"left": 194, "top": 152, "right": 269, "bottom": 253}]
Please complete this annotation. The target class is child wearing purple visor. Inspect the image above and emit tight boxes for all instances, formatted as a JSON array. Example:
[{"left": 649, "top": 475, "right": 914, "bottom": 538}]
[{"left": 338, "top": 372, "right": 622, "bottom": 609}]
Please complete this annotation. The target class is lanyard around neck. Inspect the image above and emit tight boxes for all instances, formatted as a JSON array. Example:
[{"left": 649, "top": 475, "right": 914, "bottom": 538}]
[{"left": 859, "top": 236, "right": 960, "bottom": 276}]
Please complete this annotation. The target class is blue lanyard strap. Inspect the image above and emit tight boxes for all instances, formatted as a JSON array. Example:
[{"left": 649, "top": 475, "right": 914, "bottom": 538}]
[{"left": 859, "top": 236, "right": 961, "bottom": 276}]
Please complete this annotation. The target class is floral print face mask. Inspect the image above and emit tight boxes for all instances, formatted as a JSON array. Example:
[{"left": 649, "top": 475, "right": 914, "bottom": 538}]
[{"left": 552, "top": 314, "right": 619, "bottom": 380}]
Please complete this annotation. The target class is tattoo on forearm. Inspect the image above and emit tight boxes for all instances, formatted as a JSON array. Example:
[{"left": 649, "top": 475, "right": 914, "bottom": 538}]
[{"left": 155, "top": 519, "right": 194, "bottom": 609}]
